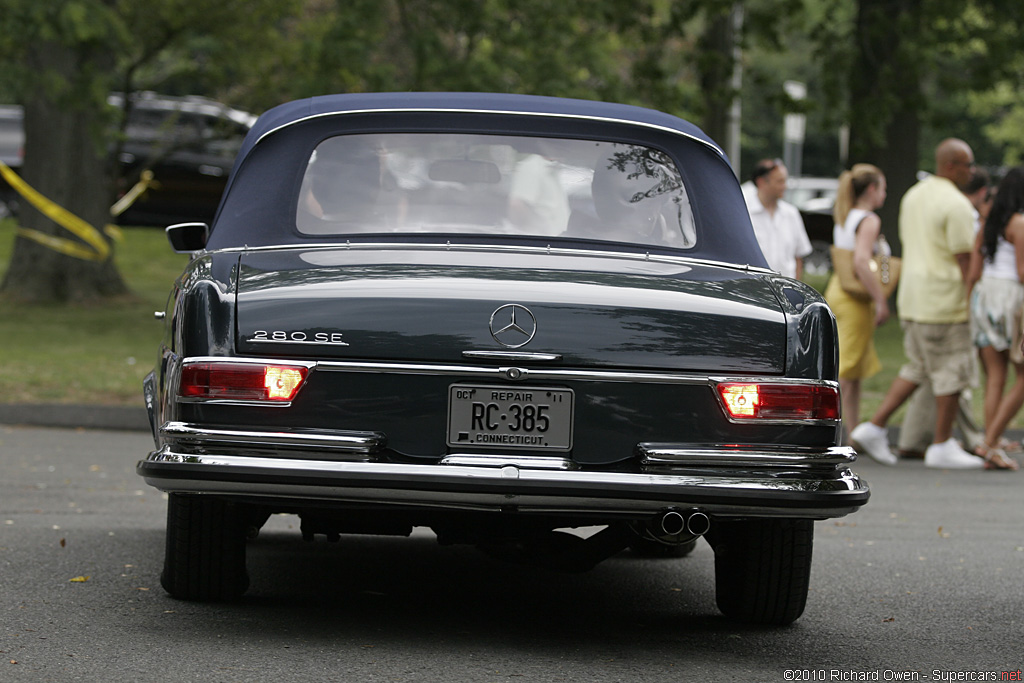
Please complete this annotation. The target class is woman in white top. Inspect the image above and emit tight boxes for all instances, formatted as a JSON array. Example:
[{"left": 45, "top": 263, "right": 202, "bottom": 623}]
[
  {"left": 967, "top": 166, "right": 1024, "bottom": 469},
  {"left": 824, "top": 164, "right": 889, "bottom": 445}
]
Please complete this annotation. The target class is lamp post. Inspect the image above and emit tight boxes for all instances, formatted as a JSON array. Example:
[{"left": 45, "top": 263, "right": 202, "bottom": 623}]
[{"left": 783, "top": 80, "right": 806, "bottom": 180}]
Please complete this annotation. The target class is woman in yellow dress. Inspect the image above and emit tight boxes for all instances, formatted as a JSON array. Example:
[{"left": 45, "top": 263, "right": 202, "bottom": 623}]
[{"left": 824, "top": 164, "right": 890, "bottom": 445}]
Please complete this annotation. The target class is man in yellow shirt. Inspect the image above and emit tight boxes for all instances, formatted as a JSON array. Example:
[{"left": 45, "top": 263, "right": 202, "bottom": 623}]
[
  {"left": 895, "top": 169, "right": 993, "bottom": 459},
  {"left": 851, "top": 139, "right": 984, "bottom": 468}
]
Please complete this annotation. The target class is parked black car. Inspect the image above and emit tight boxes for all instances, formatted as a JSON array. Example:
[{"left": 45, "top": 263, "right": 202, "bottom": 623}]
[
  {"left": 138, "top": 92, "right": 869, "bottom": 625},
  {"left": 0, "top": 92, "right": 255, "bottom": 225}
]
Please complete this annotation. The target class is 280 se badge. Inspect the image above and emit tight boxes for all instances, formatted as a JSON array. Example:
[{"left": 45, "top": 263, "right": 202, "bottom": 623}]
[
  {"left": 138, "top": 92, "right": 868, "bottom": 626},
  {"left": 248, "top": 330, "right": 349, "bottom": 346}
]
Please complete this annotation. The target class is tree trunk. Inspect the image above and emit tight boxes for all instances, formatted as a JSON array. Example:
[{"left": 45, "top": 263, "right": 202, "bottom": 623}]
[
  {"left": 697, "top": 7, "right": 737, "bottom": 147},
  {"left": 870, "top": 107, "right": 919, "bottom": 258},
  {"left": 0, "top": 40, "right": 127, "bottom": 303},
  {"left": 847, "top": 0, "right": 923, "bottom": 257}
]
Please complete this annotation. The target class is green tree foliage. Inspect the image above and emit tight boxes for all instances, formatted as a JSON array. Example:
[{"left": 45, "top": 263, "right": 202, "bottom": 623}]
[
  {"left": 231, "top": 0, "right": 642, "bottom": 110},
  {"left": 970, "top": 79, "right": 1024, "bottom": 167},
  {"left": 224, "top": 0, "right": 809, "bottom": 161},
  {"left": 4, "top": 0, "right": 1024, "bottom": 300},
  {"left": 0, "top": 0, "right": 295, "bottom": 302},
  {"left": 811, "top": 0, "right": 1024, "bottom": 244}
]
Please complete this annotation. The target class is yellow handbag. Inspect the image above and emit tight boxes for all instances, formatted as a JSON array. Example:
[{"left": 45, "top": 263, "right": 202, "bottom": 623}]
[{"left": 829, "top": 237, "right": 900, "bottom": 301}]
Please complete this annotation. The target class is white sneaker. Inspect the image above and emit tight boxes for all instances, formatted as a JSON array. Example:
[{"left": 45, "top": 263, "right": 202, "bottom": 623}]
[
  {"left": 850, "top": 421, "right": 898, "bottom": 466},
  {"left": 924, "top": 439, "right": 985, "bottom": 469}
]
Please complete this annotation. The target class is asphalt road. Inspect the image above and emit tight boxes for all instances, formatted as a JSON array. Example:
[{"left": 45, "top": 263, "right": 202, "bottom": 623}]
[{"left": 1, "top": 424, "right": 1022, "bottom": 682}]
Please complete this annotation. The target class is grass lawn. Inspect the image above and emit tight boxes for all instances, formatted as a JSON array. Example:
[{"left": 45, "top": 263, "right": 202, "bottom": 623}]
[
  {"left": 1, "top": 222, "right": 1016, "bottom": 429},
  {"left": 0, "top": 220, "right": 187, "bottom": 406}
]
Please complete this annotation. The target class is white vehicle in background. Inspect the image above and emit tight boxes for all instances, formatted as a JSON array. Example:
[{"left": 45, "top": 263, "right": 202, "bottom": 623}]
[{"left": 785, "top": 176, "right": 839, "bottom": 214}]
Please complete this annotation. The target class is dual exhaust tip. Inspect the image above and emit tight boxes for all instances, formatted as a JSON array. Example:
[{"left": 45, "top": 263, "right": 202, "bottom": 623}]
[{"left": 644, "top": 508, "right": 710, "bottom": 545}]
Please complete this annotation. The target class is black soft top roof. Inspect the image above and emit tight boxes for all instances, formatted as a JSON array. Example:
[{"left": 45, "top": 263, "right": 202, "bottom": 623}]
[{"left": 206, "top": 92, "right": 766, "bottom": 268}]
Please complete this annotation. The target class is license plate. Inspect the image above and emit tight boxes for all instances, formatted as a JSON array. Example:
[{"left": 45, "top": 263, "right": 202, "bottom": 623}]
[{"left": 447, "top": 384, "right": 574, "bottom": 451}]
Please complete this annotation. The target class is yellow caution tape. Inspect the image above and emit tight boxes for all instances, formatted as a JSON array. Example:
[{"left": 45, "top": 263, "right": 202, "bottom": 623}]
[
  {"left": 0, "top": 160, "right": 155, "bottom": 257},
  {"left": 104, "top": 223, "right": 124, "bottom": 242},
  {"left": 15, "top": 228, "right": 109, "bottom": 261},
  {"left": 0, "top": 159, "right": 110, "bottom": 261},
  {"left": 110, "top": 169, "right": 154, "bottom": 218}
]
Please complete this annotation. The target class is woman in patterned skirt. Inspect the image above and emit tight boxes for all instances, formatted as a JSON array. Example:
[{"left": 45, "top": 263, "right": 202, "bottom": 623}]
[{"left": 968, "top": 167, "right": 1024, "bottom": 469}]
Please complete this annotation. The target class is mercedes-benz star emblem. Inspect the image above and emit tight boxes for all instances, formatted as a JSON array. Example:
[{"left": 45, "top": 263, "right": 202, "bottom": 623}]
[{"left": 489, "top": 304, "right": 537, "bottom": 349}]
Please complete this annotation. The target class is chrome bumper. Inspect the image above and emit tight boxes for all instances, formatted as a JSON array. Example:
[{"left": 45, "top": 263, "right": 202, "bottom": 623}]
[{"left": 137, "top": 422, "right": 869, "bottom": 519}]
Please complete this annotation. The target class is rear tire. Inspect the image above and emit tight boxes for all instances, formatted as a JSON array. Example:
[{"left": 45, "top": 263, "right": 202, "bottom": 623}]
[
  {"left": 711, "top": 518, "right": 813, "bottom": 625},
  {"left": 160, "top": 494, "right": 250, "bottom": 601}
]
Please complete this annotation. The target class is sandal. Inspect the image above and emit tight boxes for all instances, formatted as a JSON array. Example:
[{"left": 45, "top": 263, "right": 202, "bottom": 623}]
[
  {"left": 974, "top": 444, "right": 1020, "bottom": 471},
  {"left": 996, "top": 438, "right": 1023, "bottom": 454}
]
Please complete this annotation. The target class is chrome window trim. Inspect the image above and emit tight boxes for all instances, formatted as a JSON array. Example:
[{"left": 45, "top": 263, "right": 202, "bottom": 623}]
[
  {"left": 218, "top": 242, "right": 775, "bottom": 276},
  {"left": 255, "top": 106, "right": 726, "bottom": 158}
]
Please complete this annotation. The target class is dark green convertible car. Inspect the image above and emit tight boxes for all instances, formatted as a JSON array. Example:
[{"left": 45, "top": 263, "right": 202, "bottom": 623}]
[{"left": 138, "top": 92, "right": 868, "bottom": 624}]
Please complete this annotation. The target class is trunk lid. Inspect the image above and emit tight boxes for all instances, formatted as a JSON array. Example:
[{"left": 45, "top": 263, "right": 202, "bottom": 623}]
[{"left": 234, "top": 247, "right": 787, "bottom": 374}]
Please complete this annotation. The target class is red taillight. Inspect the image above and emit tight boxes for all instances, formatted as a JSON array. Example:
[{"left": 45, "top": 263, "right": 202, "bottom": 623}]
[
  {"left": 716, "top": 382, "right": 840, "bottom": 421},
  {"left": 179, "top": 362, "right": 309, "bottom": 402}
]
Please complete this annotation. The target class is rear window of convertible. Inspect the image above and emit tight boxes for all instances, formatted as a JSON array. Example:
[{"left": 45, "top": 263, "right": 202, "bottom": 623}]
[{"left": 295, "top": 133, "right": 696, "bottom": 248}]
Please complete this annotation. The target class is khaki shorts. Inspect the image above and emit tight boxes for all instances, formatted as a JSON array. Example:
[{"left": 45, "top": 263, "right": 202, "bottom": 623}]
[
  {"left": 896, "top": 383, "right": 984, "bottom": 453},
  {"left": 897, "top": 321, "right": 972, "bottom": 397}
]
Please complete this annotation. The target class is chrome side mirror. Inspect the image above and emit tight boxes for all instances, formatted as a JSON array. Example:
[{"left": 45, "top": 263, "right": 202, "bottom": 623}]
[{"left": 165, "top": 222, "right": 209, "bottom": 253}]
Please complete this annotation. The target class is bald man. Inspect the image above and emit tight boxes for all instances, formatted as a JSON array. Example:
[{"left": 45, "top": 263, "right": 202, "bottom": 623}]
[{"left": 851, "top": 139, "right": 985, "bottom": 469}]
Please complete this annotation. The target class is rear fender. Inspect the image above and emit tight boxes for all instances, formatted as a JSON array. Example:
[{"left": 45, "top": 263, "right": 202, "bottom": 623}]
[
  {"left": 176, "top": 253, "right": 238, "bottom": 359},
  {"left": 772, "top": 278, "right": 838, "bottom": 381}
]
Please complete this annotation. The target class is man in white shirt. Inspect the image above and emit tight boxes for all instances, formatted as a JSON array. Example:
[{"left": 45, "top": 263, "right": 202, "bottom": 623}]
[
  {"left": 745, "top": 159, "right": 812, "bottom": 279},
  {"left": 506, "top": 149, "right": 570, "bottom": 236}
]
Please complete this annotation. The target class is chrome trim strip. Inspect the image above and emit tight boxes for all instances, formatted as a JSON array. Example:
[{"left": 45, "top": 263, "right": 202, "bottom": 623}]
[
  {"left": 439, "top": 454, "right": 577, "bottom": 470},
  {"left": 175, "top": 397, "right": 296, "bottom": 408},
  {"left": 709, "top": 376, "right": 840, "bottom": 388},
  {"left": 177, "top": 356, "right": 843, "bottom": 389},
  {"left": 255, "top": 106, "right": 726, "bottom": 157},
  {"left": 462, "top": 350, "right": 562, "bottom": 362},
  {"left": 219, "top": 242, "right": 774, "bottom": 275},
  {"left": 181, "top": 357, "right": 318, "bottom": 369},
  {"left": 160, "top": 422, "right": 386, "bottom": 453},
  {"left": 138, "top": 449, "right": 868, "bottom": 518},
  {"left": 315, "top": 360, "right": 712, "bottom": 385},
  {"left": 638, "top": 444, "right": 856, "bottom": 469}
]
